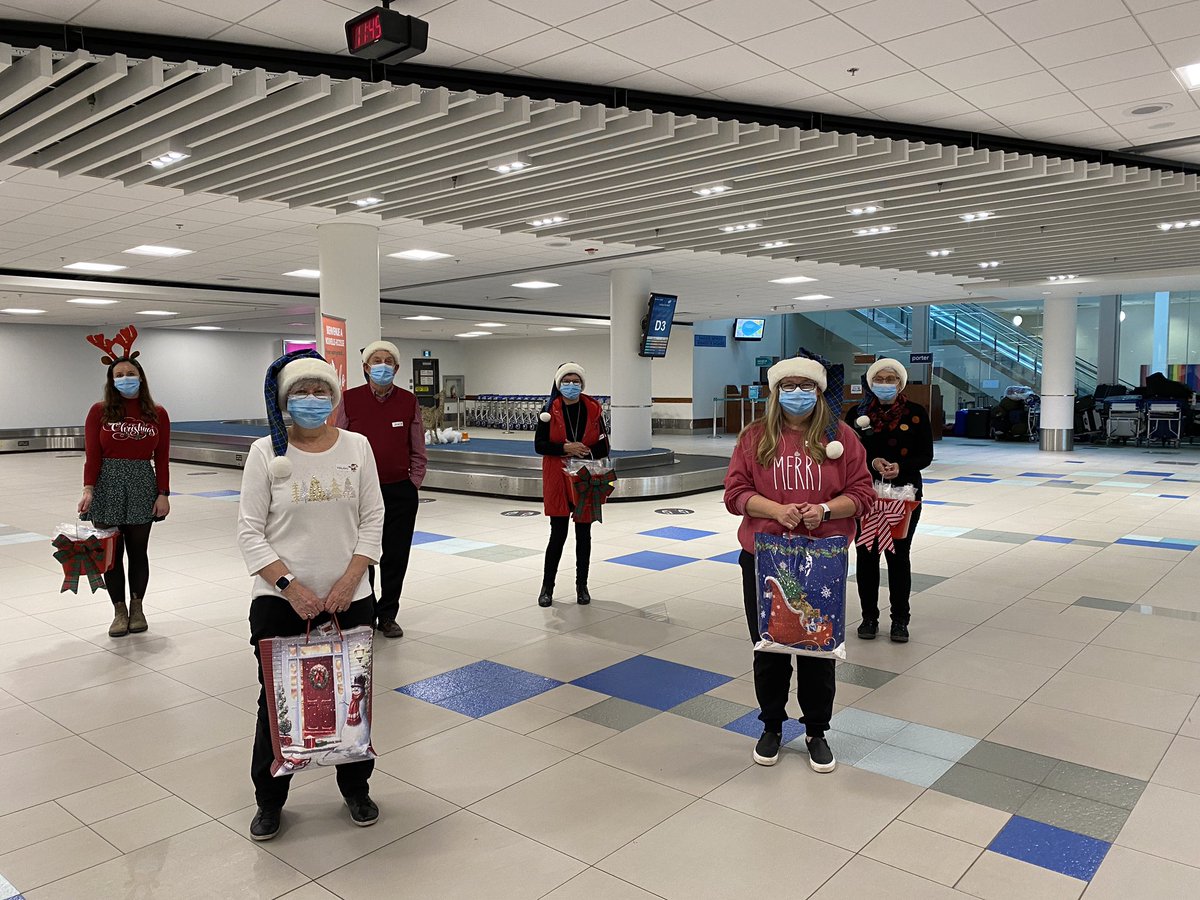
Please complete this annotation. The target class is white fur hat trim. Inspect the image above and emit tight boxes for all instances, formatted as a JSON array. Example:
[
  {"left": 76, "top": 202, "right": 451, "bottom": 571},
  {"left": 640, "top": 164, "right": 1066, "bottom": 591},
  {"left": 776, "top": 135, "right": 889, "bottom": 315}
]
[
  {"left": 767, "top": 357, "right": 826, "bottom": 392},
  {"left": 554, "top": 362, "right": 585, "bottom": 387},
  {"left": 362, "top": 340, "right": 400, "bottom": 366},
  {"left": 268, "top": 455, "right": 293, "bottom": 480},
  {"left": 825, "top": 440, "right": 844, "bottom": 460},
  {"left": 856, "top": 415, "right": 871, "bottom": 428},
  {"left": 278, "top": 357, "right": 342, "bottom": 408},
  {"left": 867, "top": 357, "right": 907, "bottom": 392}
]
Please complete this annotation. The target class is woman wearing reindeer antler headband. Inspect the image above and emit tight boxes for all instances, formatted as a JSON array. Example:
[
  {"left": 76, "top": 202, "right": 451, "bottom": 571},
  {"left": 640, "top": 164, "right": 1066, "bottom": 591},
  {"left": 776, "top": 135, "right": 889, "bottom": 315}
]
[{"left": 79, "top": 326, "right": 171, "bottom": 638}]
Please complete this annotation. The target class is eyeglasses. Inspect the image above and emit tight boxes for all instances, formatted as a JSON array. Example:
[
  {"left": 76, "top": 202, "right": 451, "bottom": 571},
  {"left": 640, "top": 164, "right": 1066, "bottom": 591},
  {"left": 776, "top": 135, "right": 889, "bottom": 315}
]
[{"left": 779, "top": 382, "right": 819, "bottom": 393}]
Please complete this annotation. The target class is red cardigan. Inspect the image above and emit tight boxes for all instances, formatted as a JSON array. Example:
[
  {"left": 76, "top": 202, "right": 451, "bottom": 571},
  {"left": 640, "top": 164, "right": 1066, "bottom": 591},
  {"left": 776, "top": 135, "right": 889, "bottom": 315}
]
[{"left": 83, "top": 399, "right": 171, "bottom": 493}]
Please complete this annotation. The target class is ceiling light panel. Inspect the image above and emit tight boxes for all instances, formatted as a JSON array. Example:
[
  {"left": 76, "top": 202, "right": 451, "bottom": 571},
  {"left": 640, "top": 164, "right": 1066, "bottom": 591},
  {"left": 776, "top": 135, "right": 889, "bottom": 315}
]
[
  {"left": 528, "top": 215, "right": 568, "bottom": 227},
  {"left": 693, "top": 184, "right": 731, "bottom": 197},
  {"left": 853, "top": 226, "right": 896, "bottom": 235},
  {"left": 389, "top": 249, "right": 452, "bottom": 261},
  {"left": 978, "top": 261, "right": 1001, "bottom": 269},
  {"left": 795, "top": 294, "right": 832, "bottom": 301},
  {"left": 64, "top": 262, "right": 126, "bottom": 272},
  {"left": 846, "top": 203, "right": 883, "bottom": 215},
  {"left": 548, "top": 327, "right": 576, "bottom": 332},
  {"left": 1157, "top": 220, "right": 1200, "bottom": 230},
  {"left": 123, "top": 245, "right": 193, "bottom": 257},
  {"left": 720, "top": 221, "right": 762, "bottom": 233},
  {"left": 68, "top": 297, "right": 119, "bottom": 305},
  {"left": 404, "top": 315, "right": 444, "bottom": 321},
  {"left": 137, "top": 310, "right": 177, "bottom": 316},
  {"left": 1, "top": 308, "right": 45, "bottom": 315},
  {"left": 1175, "top": 63, "right": 1200, "bottom": 91},
  {"left": 488, "top": 152, "right": 532, "bottom": 175},
  {"left": 959, "top": 211, "right": 993, "bottom": 222},
  {"left": 769, "top": 276, "right": 817, "bottom": 284},
  {"left": 512, "top": 281, "right": 559, "bottom": 289},
  {"left": 284, "top": 269, "right": 321, "bottom": 278},
  {"left": 926, "top": 249, "right": 953, "bottom": 257},
  {"left": 761, "top": 241, "right": 791, "bottom": 249}
]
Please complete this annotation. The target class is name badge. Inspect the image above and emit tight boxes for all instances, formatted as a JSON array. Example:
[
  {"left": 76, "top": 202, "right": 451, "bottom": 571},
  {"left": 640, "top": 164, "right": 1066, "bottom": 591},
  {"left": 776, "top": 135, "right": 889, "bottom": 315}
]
[{"left": 392, "top": 421, "right": 405, "bottom": 428}]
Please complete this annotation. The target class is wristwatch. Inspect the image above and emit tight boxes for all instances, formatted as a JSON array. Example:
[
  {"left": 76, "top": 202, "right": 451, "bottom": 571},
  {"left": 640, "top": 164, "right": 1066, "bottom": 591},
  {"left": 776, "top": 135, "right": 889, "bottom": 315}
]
[
  {"left": 820, "top": 503, "right": 832, "bottom": 522},
  {"left": 275, "top": 573, "right": 294, "bottom": 592}
]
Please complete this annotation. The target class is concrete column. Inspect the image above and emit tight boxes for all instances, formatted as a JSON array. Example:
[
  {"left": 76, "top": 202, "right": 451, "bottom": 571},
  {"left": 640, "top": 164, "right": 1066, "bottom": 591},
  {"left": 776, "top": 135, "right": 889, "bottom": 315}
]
[
  {"left": 1040, "top": 297, "right": 1077, "bottom": 452},
  {"left": 910, "top": 305, "right": 930, "bottom": 383},
  {"left": 610, "top": 268, "right": 653, "bottom": 451},
  {"left": 1153, "top": 291, "right": 1170, "bottom": 374},
  {"left": 317, "top": 220, "right": 381, "bottom": 391},
  {"left": 1097, "top": 296, "right": 1119, "bottom": 386}
]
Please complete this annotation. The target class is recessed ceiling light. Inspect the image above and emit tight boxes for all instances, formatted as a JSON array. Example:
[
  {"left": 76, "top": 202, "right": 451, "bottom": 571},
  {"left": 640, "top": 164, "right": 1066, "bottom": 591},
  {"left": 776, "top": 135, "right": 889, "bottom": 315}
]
[
  {"left": 1012, "top": 315, "right": 1023, "bottom": 326},
  {"left": 846, "top": 203, "right": 883, "bottom": 215},
  {"left": 512, "top": 281, "right": 559, "bottom": 289},
  {"left": 404, "top": 315, "right": 444, "bottom": 321},
  {"left": 1147, "top": 121, "right": 1177, "bottom": 130},
  {"left": 142, "top": 142, "right": 191, "bottom": 169},
  {"left": 548, "top": 327, "right": 577, "bottom": 332},
  {"left": 528, "top": 215, "right": 568, "bottom": 228},
  {"left": 488, "top": 152, "right": 532, "bottom": 175},
  {"left": 794, "top": 294, "right": 832, "bottom": 301},
  {"left": 1125, "top": 101, "right": 1173, "bottom": 116},
  {"left": 68, "top": 297, "right": 119, "bottom": 305},
  {"left": 389, "top": 249, "right": 451, "bottom": 261},
  {"left": 65, "top": 262, "right": 126, "bottom": 273},
  {"left": 978, "top": 261, "right": 1001, "bottom": 269},
  {"left": 1157, "top": 220, "right": 1200, "bottom": 231},
  {"left": 720, "top": 221, "right": 762, "bottom": 233},
  {"left": 1047, "top": 274, "right": 1079, "bottom": 281},
  {"left": 284, "top": 269, "right": 321, "bottom": 278},
  {"left": 926, "top": 249, "right": 953, "bottom": 257},
  {"left": 351, "top": 195, "right": 383, "bottom": 207},
  {"left": 761, "top": 241, "right": 792, "bottom": 249},
  {"left": 137, "top": 310, "right": 177, "bottom": 316},
  {"left": 1, "top": 308, "right": 45, "bottom": 315},
  {"left": 455, "top": 331, "right": 492, "bottom": 337},
  {"left": 1175, "top": 64, "right": 1200, "bottom": 91},
  {"left": 124, "top": 245, "right": 193, "bottom": 257},
  {"left": 693, "top": 184, "right": 731, "bottom": 197},
  {"left": 769, "top": 276, "right": 817, "bottom": 284},
  {"left": 959, "top": 211, "right": 993, "bottom": 222},
  {"left": 190, "top": 325, "right": 222, "bottom": 331},
  {"left": 476, "top": 322, "right": 507, "bottom": 327},
  {"left": 853, "top": 225, "right": 896, "bottom": 236},
  {"left": 1120, "top": 310, "right": 1127, "bottom": 322},
  {"left": 286, "top": 322, "right": 308, "bottom": 326},
  {"left": 770, "top": 304, "right": 797, "bottom": 312}
]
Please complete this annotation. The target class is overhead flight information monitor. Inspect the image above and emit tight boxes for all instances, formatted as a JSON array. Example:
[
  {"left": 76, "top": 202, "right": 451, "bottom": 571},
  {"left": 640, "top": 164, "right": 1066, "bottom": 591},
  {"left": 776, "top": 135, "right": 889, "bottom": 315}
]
[{"left": 639, "top": 292, "right": 678, "bottom": 358}]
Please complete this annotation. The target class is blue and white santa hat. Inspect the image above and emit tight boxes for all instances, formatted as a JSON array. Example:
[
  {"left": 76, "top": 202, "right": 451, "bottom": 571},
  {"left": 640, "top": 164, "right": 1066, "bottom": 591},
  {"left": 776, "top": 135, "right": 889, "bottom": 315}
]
[
  {"left": 263, "top": 349, "right": 340, "bottom": 480},
  {"left": 766, "top": 348, "right": 846, "bottom": 459},
  {"left": 538, "top": 362, "right": 585, "bottom": 423}
]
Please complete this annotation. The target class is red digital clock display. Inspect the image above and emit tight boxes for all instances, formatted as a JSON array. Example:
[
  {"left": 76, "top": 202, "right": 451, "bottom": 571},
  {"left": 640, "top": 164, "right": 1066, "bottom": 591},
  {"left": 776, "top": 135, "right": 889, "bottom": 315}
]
[{"left": 349, "top": 13, "right": 384, "bottom": 52}]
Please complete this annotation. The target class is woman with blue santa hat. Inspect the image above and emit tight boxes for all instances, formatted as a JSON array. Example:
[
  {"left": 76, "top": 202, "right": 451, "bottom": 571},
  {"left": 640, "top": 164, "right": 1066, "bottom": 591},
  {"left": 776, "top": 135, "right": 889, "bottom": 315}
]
[{"left": 534, "top": 362, "right": 610, "bottom": 607}]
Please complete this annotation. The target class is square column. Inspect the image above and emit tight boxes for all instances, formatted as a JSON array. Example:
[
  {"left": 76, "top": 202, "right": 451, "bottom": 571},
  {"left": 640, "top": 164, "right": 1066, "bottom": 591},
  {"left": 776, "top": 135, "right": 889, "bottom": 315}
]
[{"left": 609, "top": 268, "right": 653, "bottom": 451}]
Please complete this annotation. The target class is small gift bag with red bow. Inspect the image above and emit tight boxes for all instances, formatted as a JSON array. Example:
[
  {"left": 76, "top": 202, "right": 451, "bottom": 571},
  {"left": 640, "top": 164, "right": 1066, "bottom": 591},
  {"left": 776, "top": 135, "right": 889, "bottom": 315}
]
[
  {"left": 51, "top": 522, "right": 118, "bottom": 593},
  {"left": 564, "top": 458, "right": 618, "bottom": 524},
  {"left": 859, "top": 483, "right": 921, "bottom": 551}
]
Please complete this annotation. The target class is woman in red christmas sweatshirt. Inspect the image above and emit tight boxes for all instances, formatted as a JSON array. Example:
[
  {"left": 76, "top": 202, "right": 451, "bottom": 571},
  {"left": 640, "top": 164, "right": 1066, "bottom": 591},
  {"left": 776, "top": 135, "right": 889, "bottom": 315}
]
[
  {"left": 724, "top": 353, "right": 874, "bottom": 773},
  {"left": 78, "top": 330, "right": 171, "bottom": 638}
]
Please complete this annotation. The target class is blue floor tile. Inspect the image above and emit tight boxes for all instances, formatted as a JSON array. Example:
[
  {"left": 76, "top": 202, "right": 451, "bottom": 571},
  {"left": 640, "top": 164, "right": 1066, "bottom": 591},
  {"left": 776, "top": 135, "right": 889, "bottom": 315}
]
[
  {"left": 1161, "top": 494, "right": 1189, "bottom": 500},
  {"left": 1125, "top": 470, "right": 1174, "bottom": 477},
  {"left": 922, "top": 500, "right": 948, "bottom": 506},
  {"left": 572, "top": 655, "right": 730, "bottom": 710},
  {"left": 923, "top": 478, "right": 943, "bottom": 483},
  {"left": 988, "top": 816, "right": 1110, "bottom": 881},
  {"left": 606, "top": 550, "right": 699, "bottom": 571},
  {"left": 726, "top": 710, "right": 804, "bottom": 744},
  {"left": 397, "top": 660, "right": 560, "bottom": 716},
  {"left": 1115, "top": 538, "right": 1195, "bottom": 552},
  {"left": 191, "top": 489, "right": 240, "bottom": 498},
  {"left": 1018, "top": 473, "right": 1062, "bottom": 479},
  {"left": 953, "top": 476, "right": 999, "bottom": 483},
  {"left": 1035, "top": 535, "right": 1074, "bottom": 544},
  {"left": 707, "top": 550, "right": 743, "bottom": 565},
  {"left": 639, "top": 526, "right": 718, "bottom": 541},
  {"left": 411, "top": 531, "right": 454, "bottom": 545}
]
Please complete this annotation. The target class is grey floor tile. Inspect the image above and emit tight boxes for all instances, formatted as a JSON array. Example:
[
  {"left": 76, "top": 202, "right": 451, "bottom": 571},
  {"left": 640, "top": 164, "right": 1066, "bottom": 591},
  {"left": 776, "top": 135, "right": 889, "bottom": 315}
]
[
  {"left": 1017, "top": 786, "right": 1130, "bottom": 842},
  {"left": 835, "top": 663, "right": 897, "bottom": 690},
  {"left": 1073, "top": 538, "right": 1111, "bottom": 546},
  {"left": 957, "top": 740, "right": 1059, "bottom": 785},
  {"left": 1042, "top": 760, "right": 1147, "bottom": 811},
  {"left": 456, "top": 545, "right": 541, "bottom": 562},
  {"left": 669, "top": 694, "right": 752, "bottom": 728},
  {"left": 961, "top": 529, "right": 1036, "bottom": 544},
  {"left": 574, "top": 698, "right": 661, "bottom": 731},
  {"left": 931, "top": 764, "right": 1039, "bottom": 814},
  {"left": 801, "top": 730, "right": 882, "bottom": 766},
  {"left": 1075, "top": 597, "right": 1133, "bottom": 613},
  {"left": 830, "top": 708, "right": 909, "bottom": 742}
]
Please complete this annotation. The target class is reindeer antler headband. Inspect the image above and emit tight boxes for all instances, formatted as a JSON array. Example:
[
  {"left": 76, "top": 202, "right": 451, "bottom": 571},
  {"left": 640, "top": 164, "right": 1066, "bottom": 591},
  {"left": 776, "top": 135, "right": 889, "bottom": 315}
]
[{"left": 86, "top": 325, "right": 140, "bottom": 366}]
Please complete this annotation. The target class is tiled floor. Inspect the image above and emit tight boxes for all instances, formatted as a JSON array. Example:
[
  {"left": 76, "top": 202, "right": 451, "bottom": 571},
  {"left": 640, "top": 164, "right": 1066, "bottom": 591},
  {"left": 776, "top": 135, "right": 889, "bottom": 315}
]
[{"left": 3, "top": 435, "right": 1200, "bottom": 898}]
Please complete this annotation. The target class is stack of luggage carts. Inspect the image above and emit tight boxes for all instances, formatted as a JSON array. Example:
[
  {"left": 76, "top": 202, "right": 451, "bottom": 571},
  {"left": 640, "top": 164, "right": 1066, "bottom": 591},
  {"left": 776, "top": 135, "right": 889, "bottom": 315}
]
[{"left": 466, "top": 394, "right": 612, "bottom": 433}]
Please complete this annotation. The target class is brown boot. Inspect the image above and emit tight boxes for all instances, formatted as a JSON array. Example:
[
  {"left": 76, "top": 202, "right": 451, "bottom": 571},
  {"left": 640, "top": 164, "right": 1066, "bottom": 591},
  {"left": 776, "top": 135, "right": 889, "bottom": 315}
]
[
  {"left": 109, "top": 601, "right": 130, "bottom": 637},
  {"left": 128, "top": 598, "right": 148, "bottom": 634}
]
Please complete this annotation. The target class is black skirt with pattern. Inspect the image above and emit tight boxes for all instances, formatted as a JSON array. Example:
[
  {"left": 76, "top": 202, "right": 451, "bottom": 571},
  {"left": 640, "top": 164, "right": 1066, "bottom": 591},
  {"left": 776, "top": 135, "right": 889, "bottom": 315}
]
[{"left": 83, "top": 458, "right": 158, "bottom": 527}]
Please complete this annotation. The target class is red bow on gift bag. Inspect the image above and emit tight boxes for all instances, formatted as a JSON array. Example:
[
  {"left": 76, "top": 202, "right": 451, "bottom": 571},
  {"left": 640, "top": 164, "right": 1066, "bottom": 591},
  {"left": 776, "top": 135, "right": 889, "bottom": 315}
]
[
  {"left": 566, "top": 466, "right": 618, "bottom": 524},
  {"left": 51, "top": 534, "right": 108, "bottom": 593},
  {"left": 858, "top": 497, "right": 911, "bottom": 554}
]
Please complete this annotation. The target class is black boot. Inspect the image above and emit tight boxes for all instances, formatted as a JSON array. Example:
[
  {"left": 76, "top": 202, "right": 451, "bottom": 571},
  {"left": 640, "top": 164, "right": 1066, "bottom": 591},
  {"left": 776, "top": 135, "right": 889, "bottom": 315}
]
[
  {"left": 537, "top": 583, "right": 553, "bottom": 607},
  {"left": 576, "top": 583, "right": 592, "bottom": 605}
]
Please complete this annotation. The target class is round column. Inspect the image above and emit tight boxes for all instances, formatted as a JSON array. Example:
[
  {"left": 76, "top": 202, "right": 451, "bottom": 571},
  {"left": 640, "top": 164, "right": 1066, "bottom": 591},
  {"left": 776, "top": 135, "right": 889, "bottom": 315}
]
[
  {"left": 1040, "top": 297, "right": 1077, "bottom": 452},
  {"left": 609, "top": 267, "right": 653, "bottom": 451},
  {"left": 317, "top": 220, "right": 381, "bottom": 391}
]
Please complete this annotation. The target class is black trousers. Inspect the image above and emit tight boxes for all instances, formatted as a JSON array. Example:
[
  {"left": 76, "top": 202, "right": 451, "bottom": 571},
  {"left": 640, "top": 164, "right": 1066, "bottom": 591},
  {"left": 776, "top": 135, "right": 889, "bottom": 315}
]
[
  {"left": 855, "top": 504, "right": 922, "bottom": 625},
  {"left": 739, "top": 550, "right": 835, "bottom": 738},
  {"left": 249, "top": 594, "right": 376, "bottom": 810},
  {"left": 95, "top": 522, "right": 152, "bottom": 606},
  {"left": 368, "top": 479, "right": 419, "bottom": 625},
  {"left": 543, "top": 516, "right": 592, "bottom": 587}
]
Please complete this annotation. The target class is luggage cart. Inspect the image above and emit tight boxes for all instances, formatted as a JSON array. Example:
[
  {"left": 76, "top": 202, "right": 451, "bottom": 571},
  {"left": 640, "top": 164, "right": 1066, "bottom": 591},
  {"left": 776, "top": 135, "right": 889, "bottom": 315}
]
[
  {"left": 1143, "top": 399, "right": 1183, "bottom": 448},
  {"left": 1103, "top": 399, "right": 1140, "bottom": 445}
]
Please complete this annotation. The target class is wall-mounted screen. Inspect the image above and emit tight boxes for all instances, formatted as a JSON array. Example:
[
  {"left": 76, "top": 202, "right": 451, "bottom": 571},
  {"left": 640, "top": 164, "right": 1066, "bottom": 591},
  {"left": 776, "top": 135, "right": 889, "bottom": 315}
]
[
  {"left": 639, "top": 292, "right": 677, "bottom": 358},
  {"left": 733, "top": 318, "right": 766, "bottom": 341}
]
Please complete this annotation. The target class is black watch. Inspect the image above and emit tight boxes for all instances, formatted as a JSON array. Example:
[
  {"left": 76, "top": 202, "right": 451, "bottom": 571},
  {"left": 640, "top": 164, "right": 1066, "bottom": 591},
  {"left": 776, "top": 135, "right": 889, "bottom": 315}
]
[{"left": 275, "top": 573, "right": 294, "bottom": 592}]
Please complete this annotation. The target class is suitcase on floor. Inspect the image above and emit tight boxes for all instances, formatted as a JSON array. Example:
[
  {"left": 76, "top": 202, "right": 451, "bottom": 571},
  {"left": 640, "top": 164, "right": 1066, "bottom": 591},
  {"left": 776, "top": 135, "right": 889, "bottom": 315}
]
[
  {"left": 965, "top": 408, "right": 991, "bottom": 439},
  {"left": 953, "top": 409, "right": 970, "bottom": 437}
]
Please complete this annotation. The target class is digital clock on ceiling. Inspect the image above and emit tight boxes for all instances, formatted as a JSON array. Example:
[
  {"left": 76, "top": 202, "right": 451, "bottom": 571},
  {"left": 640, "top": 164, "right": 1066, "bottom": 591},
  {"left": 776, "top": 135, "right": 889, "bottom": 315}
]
[{"left": 345, "top": 6, "right": 429, "bottom": 64}]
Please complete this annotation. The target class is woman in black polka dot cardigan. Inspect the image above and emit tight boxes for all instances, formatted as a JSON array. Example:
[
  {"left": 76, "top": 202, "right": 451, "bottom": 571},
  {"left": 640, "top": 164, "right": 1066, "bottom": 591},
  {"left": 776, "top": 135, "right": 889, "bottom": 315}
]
[{"left": 845, "top": 359, "right": 934, "bottom": 643}]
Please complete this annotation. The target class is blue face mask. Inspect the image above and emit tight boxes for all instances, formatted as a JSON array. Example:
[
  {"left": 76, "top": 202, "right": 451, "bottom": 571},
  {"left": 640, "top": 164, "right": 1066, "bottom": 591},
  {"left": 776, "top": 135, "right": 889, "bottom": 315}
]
[
  {"left": 559, "top": 382, "right": 582, "bottom": 400},
  {"left": 871, "top": 384, "right": 899, "bottom": 403},
  {"left": 113, "top": 376, "right": 140, "bottom": 398},
  {"left": 369, "top": 363, "right": 395, "bottom": 387},
  {"left": 287, "top": 395, "right": 333, "bottom": 429},
  {"left": 779, "top": 389, "right": 818, "bottom": 416}
]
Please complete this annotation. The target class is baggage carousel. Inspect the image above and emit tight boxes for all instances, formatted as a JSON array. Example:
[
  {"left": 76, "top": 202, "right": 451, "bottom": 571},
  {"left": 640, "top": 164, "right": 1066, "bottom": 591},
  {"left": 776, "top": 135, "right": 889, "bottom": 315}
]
[{"left": 1, "top": 422, "right": 729, "bottom": 501}]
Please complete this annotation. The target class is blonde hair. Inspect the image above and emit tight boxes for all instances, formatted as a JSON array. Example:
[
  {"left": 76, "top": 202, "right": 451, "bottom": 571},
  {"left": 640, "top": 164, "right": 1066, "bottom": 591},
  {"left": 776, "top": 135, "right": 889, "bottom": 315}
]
[{"left": 744, "top": 388, "right": 834, "bottom": 468}]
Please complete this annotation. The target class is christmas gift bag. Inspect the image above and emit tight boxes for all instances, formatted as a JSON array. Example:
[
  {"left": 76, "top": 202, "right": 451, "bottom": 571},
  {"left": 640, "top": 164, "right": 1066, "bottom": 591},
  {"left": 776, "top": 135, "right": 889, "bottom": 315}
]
[
  {"left": 859, "top": 483, "right": 921, "bottom": 552},
  {"left": 51, "top": 522, "right": 118, "bottom": 593},
  {"left": 564, "top": 458, "right": 618, "bottom": 524},
  {"left": 259, "top": 619, "right": 377, "bottom": 777},
  {"left": 753, "top": 532, "right": 849, "bottom": 659}
]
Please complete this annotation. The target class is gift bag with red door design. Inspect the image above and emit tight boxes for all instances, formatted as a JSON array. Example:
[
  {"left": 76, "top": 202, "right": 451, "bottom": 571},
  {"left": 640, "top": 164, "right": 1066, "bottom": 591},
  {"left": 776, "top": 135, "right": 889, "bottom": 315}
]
[
  {"left": 753, "top": 532, "right": 849, "bottom": 659},
  {"left": 258, "top": 621, "right": 376, "bottom": 777}
]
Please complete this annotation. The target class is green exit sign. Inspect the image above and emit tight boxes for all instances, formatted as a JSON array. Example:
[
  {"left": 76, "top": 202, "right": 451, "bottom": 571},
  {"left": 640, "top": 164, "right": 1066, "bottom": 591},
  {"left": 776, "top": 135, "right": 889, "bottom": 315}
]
[{"left": 755, "top": 356, "right": 772, "bottom": 367}]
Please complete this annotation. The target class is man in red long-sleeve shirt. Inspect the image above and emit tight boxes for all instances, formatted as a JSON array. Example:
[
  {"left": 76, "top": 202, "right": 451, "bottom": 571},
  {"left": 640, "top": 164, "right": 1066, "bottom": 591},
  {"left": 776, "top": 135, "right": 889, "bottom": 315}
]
[{"left": 335, "top": 340, "right": 427, "bottom": 639}]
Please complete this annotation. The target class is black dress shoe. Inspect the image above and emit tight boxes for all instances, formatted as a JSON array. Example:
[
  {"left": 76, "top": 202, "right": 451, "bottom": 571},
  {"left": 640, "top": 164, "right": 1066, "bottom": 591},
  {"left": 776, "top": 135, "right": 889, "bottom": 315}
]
[
  {"left": 576, "top": 585, "right": 592, "bottom": 605},
  {"left": 537, "top": 585, "right": 553, "bottom": 607},
  {"left": 250, "top": 806, "right": 281, "bottom": 841},
  {"left": 890, "top": 622, "right": 910, "bottom": 643}
]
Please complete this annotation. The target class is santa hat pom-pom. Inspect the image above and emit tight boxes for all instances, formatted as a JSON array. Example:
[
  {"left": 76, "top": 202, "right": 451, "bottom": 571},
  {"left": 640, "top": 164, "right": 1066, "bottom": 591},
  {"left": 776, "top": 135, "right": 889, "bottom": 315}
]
[
  {"left": 268, "top": 455, "right": 293, "bottom": 480},
  {"left": 539, "top": 411, "right": 551, "bottom": 423},
  {"left": 856, "top": 415, "right": 871, "bottom": 429},
  {"left": 825, "top": 440, "right": 844, "bottom": 460}
]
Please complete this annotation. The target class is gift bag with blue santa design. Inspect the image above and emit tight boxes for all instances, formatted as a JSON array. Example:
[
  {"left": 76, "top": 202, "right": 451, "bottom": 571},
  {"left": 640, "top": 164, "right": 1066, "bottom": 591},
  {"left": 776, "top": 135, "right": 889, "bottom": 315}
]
[
  {"left": 753, "top": 532, "right": 849, "bottom": 659},
  {"left": 259, "top": 620, "right": 377, "bottom": 777}
]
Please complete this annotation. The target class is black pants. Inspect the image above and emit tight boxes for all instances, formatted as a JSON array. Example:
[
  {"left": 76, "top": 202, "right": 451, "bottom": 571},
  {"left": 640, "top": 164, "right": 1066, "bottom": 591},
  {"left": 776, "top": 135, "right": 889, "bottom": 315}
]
[
  {"left": 368, "top": 479, "right": 419, "bottom": 625},
  {"left": 543, "top": 516, "right": 592, "bottom": 587},
  {"left": 739, "top": 551, "right": 835, "bottom": 738},
  {"left": 249, "top": 594, "right": 376, "bottom": 810},
  {"left": 855, "top": 504, "right": 922, "bottom": 625},
  {"left": 96, "top": 522, "right": 152, "bottom": 606}
]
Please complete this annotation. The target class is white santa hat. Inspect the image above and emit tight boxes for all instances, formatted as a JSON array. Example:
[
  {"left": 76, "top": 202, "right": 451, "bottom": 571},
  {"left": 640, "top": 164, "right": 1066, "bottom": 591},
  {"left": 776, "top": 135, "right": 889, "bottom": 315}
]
[
  {"left": 766, "top": 357, "right": 827, "bottom": 393},
  {"left": 766, "top": 350, "right": 845, "bottom": 460},
  {"left": 866, "top": 357, "right": 908, "bottom": 391},
  {"left": 361, "top": 340, "right": 400, "bottom": 366},
  {"left": 267, "top": 355, "right": 342, "bottom": 480},
  {"left": 554, "top": 362, "right": 585, "bottom": 387}
]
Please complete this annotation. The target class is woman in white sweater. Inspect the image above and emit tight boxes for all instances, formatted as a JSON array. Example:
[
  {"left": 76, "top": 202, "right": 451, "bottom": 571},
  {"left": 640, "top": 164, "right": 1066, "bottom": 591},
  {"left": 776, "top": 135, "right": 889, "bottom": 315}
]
[{"left": 236, "top": 351, "right": 384, "bottom": 842}]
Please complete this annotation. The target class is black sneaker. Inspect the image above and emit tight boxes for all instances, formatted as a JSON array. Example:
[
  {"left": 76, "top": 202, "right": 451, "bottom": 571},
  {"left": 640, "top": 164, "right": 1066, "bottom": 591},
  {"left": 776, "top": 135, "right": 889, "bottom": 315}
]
[
  {"left": 890, "top": 622, "right": 910, "bottom": 643},
  {"left": 753, "top": 730, "right": 782, "bottom": 766},
  {"left": 857, "top": 619, "right": 878, "bottom": 640},
  {"left": 345, "top": 793, "right": 379, "bottom": 827},
  {"left": 806, "top": 735, "right": 837, "bottom": 773},
  {"left": 249, "top": 806, "right": 281, "bottom": 841}
]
